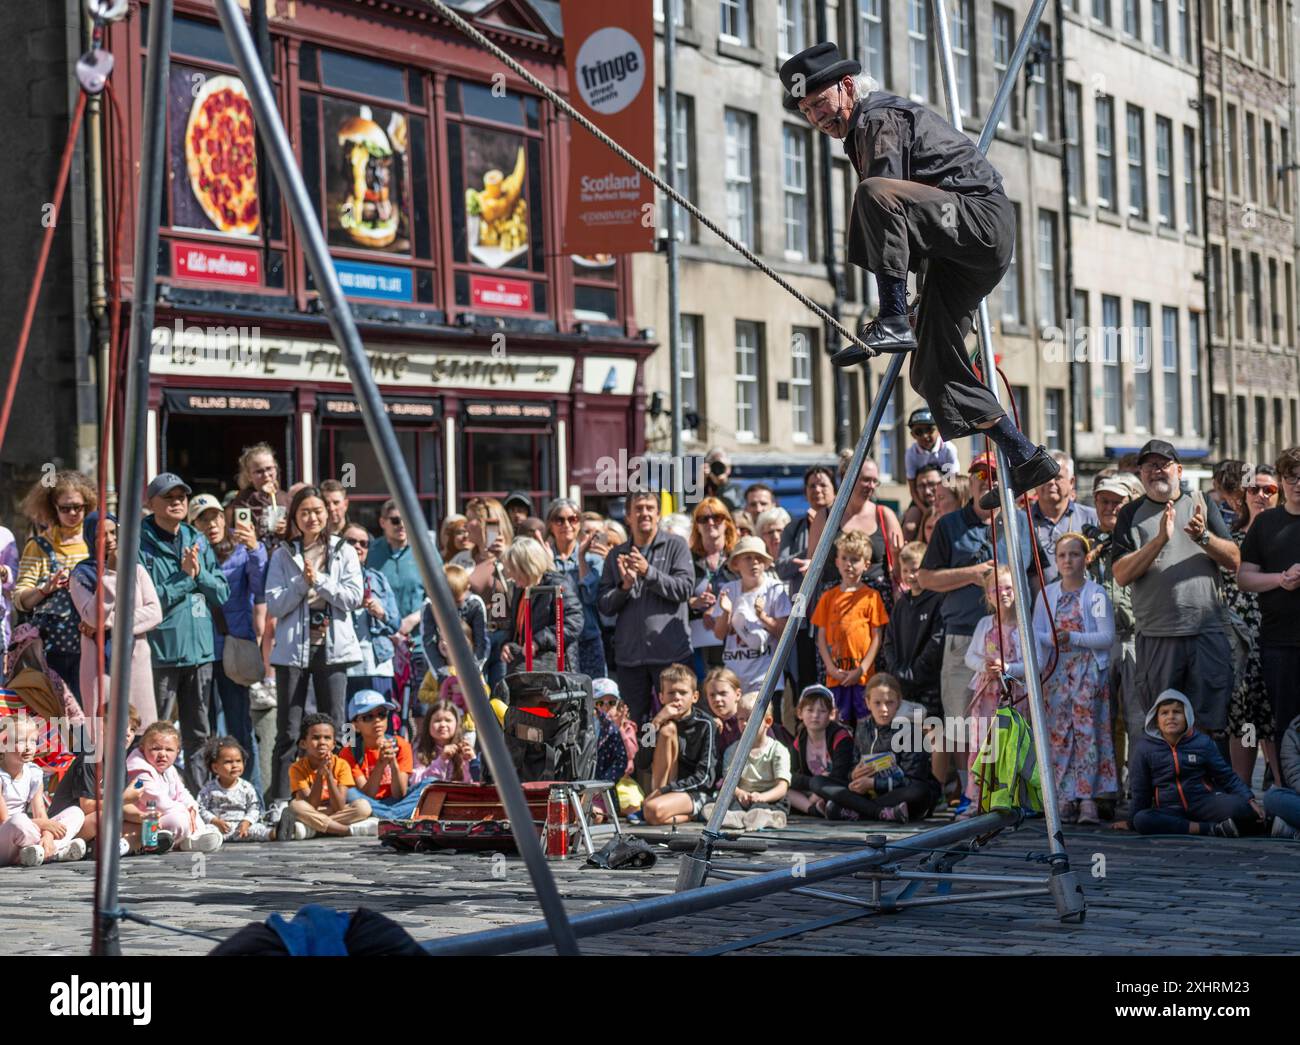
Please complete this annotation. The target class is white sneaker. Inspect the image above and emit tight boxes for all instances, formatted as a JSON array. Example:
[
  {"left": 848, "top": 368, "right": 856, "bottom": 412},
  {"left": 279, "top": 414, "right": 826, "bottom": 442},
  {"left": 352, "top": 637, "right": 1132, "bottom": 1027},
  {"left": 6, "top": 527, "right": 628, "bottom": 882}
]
[
  {"left": 18, "top": 845, "right": 44, "bottom": 867},
  {"left": 742, "top": 808, "right": 787, "bottom": 831},
  {"left": 177, "top": 830, "right": 223, "bottom": 853},
  {"left": 292, "top": 821, "right": 312, "bottom": 840},
  {"left": 1271, "top": 816, "right": 1298, "bottom": 839},
  {"left": 349, "top": 817, "right": 379, "bottom": 837},
  {"left": 57, "top": 839, "right": 87, "bottom": 862},
  {"left": 119, "top": 837, "right": 130, "bottom": 858}
]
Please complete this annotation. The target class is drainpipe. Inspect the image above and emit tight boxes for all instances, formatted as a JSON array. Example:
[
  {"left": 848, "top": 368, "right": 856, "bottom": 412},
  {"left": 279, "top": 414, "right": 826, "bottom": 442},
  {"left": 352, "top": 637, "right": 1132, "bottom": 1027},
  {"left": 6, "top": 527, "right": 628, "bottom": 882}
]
[
  {"left": 1196, "top": 0, "right": 1214, "bottom": 454},
  {"left": 1054, "top": 0, "right": 1077, "bottom": 460}
]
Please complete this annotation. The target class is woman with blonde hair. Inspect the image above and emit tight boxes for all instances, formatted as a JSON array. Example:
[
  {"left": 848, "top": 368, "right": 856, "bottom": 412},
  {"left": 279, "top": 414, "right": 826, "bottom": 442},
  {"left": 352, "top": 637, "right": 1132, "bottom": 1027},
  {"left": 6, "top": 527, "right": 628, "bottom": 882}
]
[
  {"left": 14, "top": 470, "right": 97, "bottom": 702},
  {"left": 229, "top": 441, "right": 290, "bottom": 543},
  {"left": 500, "top": 537, "right": 583, "bottom": 673},
  {"left": 688, "top": 497, "right": 739, "bottom": 675},
  {"left": 439, "top": 513, "right": 473, "bottom": 566},
  {"left": 463, "top": 497, "right": 514, "bottom": 686}
]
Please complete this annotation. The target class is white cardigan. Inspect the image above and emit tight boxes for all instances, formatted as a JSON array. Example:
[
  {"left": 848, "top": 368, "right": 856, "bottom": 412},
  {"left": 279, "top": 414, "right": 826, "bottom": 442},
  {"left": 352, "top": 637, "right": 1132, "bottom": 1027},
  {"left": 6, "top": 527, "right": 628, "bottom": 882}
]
[{"left": 1032, "top": 578, "right": 1115, "bottom": 671}]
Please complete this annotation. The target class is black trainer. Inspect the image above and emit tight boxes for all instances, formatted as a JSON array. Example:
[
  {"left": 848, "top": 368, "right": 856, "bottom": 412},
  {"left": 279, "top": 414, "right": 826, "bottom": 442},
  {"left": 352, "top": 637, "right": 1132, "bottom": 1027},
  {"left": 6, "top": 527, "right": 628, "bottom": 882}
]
[
  {"left": 977, "top": 447, "right": 1060, "bottom": 510},
  {"left": 831, "top": 313, "right": 918, "bottom": 367}
]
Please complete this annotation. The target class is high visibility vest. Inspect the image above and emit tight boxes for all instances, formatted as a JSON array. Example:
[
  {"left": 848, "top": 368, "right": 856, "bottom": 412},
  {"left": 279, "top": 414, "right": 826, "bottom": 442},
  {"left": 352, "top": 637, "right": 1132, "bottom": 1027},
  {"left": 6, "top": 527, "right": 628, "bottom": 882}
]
[{"left": 972, "top": 706, "right": 1043, "bottom": 814}]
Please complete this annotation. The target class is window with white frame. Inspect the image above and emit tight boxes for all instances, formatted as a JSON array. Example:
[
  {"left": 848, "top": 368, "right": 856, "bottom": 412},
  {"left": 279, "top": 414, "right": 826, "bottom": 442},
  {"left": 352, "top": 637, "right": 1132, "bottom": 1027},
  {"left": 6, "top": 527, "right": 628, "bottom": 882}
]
[
  {"left": 1133, "top": 300, "right": 1153, "bottom": 431},
  {"left": 908, "top": 0, "right": 931, "bottom": 102},
  {"left": 877, "top": 377, "right": 903, "bottom": 480},
  {"left": 783, "top": 126, "right": 810, "bottom": 260},
  {"left": 1244, "top": 0, "right": 1255, "bottom": 58},
  {"left": 993, "top": 6, "right": 1019, "bottom": 130},
  {"left": 1282, "top": 128, "right": 1292, "bottom": 212},
  {"left": 679, "top": 313, "right": 702, "bottom": 441},
  {"left": 1245, "top": 112, "right": 1257, "bottom": 202},
  {"left": 1156, "top": 116, "right": 1174, "bottom": 226},
  {"left": 953, "top": 0, "right": 975, "bottom": 118},
  {"left": 657, "top": 90, "right": 695, "bottom": 241},
  {"left": 734, "top": 321, "right": 762, "bottom": 440},
  {"left": 1102, "top": 294, "right": 1123, "bottom": 428},
  {"left": 1227, "top": 103, "right": 1240, "bottom": 195},
  {"left": 720, "top": 0, "right": 752, "bottom": 44},
  {"left": 1127, "top": 105, "right": 1147, "bottom": 219},
  {"left": 654, "top": 0, "right": 687, "bottom": 25},
  {"left": 1124, "top": 0, "right": 1140, "bottom": 36},
  {"left": 1037, "top": 210, "right": 1058, "bottom": 328},
  {"left": 1261, "top": 0, "right": 1271, "bottom": 68},
  {"left": 1162, "top": 306, "right": 1181, "bottom": 433},
  {"left": 791, "top": 327, "right": 817, "bottom": 442},
  {"left": 1153, "top": 0, "right": 1169, "bottom": 50},
  {"left": 1189, "top": 312, "right": 1202, "bottom": 435},
  {"left": 860, "top": 0, "right": 889, "bottom": 86},
  {"left": 778, "top": 0, "right": 806, "bottom": 57},
  {"left": 1000, "top": 202, "right": 1022, "bottom": 323},
  {"left": 725, "top": 108, "right": 756, "bottom": 249},
  {"left": 1207, "top": 100, "right": 1221, "bottom": 191},
  {"left": 1045, "top": 389, "right": 1064, "bottom": 450},
  {"left": 1066, "top": 82, "right": 1084, "bottom": 203},
  {"left": 1178, "top": 0, "right": 1192, "bottom": 57},
  {"left": 1097, "top": 96, "right": 1116, "bottom": 210},
  {"left": 1184, "top": 126, "right": 1199, "bottom": 233},
  {"left": 1093, "top": 0, "right": 1111, "bottom": 24},
  {"left": 1031, "top": 28, "right": 1051, "bottom": 140},
  {"left": 1224, "top": 0, "right": 1237, "bottom": 49},
  {"left": 1265, "top": 120, "right": 1276, "bottom": 208},
  {"left": 1072, "top": 289, "right": 1091, "bottom": 430}
]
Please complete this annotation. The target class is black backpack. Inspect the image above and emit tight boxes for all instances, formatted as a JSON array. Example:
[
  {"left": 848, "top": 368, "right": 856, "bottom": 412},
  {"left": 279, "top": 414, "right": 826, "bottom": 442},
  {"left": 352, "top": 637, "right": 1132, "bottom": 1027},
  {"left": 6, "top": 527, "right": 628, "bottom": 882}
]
[{"left": 491, "top": 670, "right": 597, "bottom": 783}]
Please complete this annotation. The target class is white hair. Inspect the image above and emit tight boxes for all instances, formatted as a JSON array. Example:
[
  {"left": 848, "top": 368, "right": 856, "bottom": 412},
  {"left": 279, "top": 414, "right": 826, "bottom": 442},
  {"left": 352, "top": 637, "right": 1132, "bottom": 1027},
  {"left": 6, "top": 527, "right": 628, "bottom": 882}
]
[
  {"left": 756, "top": 507, "right": 792, "bottom": 533},
  {"left": 851, "top": 73, "right": 880, "bottom": 100},
  {"left": 661, "top": 513, "right": 692, "bottom": 540},
  {"left": 1050, "top": 451, "right": 1075, "bottom": 480}
]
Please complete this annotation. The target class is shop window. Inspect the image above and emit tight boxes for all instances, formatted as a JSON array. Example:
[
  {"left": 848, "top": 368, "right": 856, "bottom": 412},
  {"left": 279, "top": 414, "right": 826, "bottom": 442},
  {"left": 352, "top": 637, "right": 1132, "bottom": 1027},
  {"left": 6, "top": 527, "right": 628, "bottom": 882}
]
[
  {"left": 462, "top": 424, "right": 555, "bottom": 507},
  {"left": 298, "top": 47, "right": 434, "bottom": 307},
  {"left": 445, "top": 77, "right": 553, "bottom": 321},
  {"left": 320, "top": 420, "right": 442, "bottom": 532}
]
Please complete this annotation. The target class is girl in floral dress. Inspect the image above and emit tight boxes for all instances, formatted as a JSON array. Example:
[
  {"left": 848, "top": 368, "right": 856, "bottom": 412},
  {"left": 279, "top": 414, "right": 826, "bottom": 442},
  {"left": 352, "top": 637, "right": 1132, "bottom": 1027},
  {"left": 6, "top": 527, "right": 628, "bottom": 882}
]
[
  {"left": 1222, "top": 466, "right": 1281, "bottom": 787},
  {"left": 961, "top": 566, "right": 1026, "bottom": 810},
  {"left": 1033, "top": 533, "right": 1117, "bottom": 824}
]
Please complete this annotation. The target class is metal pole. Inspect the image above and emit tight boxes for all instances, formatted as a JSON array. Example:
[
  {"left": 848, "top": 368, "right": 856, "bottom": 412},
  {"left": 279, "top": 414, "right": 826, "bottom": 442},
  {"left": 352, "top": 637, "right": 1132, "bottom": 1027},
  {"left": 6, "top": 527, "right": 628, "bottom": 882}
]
[
  {"left": 675, "top": 352, "right": 909, "bottom": 889},
  {"left": 931, "top": 0, "right": 1075, "bottom": 881},
  {"left": 424, "top": 810, "right": 1015, "bottom": 955},
  {"left": 664, "top": 2, "right": 683, "bottom": 508},
  {"left": 92, "top": 0, "right": 173, "bottom": 957},
  {"left": 211, "top": 0, "right": 580, "bottom": 955}
]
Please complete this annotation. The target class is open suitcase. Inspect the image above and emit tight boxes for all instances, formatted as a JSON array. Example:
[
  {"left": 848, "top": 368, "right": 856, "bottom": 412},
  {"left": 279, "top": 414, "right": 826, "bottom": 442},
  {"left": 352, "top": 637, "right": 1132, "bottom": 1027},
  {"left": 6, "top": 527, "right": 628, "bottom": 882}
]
[{"left": 377, "top": 781, "right": 553, "bottom": 853}]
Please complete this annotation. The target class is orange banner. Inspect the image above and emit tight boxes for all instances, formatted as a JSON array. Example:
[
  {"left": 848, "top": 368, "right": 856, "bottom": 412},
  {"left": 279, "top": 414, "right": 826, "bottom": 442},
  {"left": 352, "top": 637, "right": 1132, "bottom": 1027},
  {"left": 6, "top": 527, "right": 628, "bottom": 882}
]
[{"left": 561, "top": 0, "right": 656, "bottom": 256}]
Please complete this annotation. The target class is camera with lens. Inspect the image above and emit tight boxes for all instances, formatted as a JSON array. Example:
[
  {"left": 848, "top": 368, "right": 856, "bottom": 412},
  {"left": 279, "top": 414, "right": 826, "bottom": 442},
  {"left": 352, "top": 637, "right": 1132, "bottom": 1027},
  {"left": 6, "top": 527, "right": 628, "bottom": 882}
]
[{"left": 310, "top": 609, "right": 329, "bottom": 629}]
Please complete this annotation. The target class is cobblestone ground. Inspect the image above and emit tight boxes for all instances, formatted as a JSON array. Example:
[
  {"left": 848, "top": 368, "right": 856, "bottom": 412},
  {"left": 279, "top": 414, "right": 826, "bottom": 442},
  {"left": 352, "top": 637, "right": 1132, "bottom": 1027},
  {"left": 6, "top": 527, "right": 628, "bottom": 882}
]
[{"left": 6, "top": 816, "right": 1299, "bottom": 955}]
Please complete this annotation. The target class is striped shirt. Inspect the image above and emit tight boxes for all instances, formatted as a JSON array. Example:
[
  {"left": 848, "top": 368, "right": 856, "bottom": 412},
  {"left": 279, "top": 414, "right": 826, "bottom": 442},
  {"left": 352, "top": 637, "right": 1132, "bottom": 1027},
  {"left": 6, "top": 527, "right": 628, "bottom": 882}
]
[{"left": 15, "top": 526, "right": 88, "bottom": 598}]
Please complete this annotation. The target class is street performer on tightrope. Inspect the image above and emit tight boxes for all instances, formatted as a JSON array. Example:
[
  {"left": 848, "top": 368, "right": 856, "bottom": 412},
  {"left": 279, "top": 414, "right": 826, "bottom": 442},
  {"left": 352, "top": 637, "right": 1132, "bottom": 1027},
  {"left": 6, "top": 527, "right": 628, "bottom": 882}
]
[{"left": 780, "top": 42, "right": 1059, "bottom": 503}]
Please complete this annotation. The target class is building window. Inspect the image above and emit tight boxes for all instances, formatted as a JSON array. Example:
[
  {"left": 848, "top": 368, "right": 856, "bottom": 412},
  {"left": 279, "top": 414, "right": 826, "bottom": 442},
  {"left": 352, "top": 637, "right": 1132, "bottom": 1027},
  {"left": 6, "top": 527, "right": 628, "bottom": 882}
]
[
  {"left": 1232, "top": 248, "right": 1245, "bottom": 339},
  {"left": 653, "top": 0, "right": 687, "bottom": 24},
  {"left": 1124, "top": 0, "right": 1140, "bottom": 36},
  {"left": 1227, "top": 103, "right": 1240, "bottom": 195},
  {"left": 1103, "top": 294, "right": 1123, "bottom": 429},
  {"left": 1264, "top": 120, "right": 1276, "bottom": 208},
  {"left": 1256, "top": 395, "right": 1267, "bottom": 451},
  {"left": 1031, "top": 28, "right": 1052, "bottom": 140},
  {"left": 1037, "top": 210, "right": 1058, "bottom": 328},
  {"left": 1207, "top": 0, "right": 1219, "bottom": 40},
  {"left": 1045, "top": 389, "right": 1064, "bottom": 450},
  {"left": 1261, "top": 0, "right": 1271, "bottom": 68},
  {"left": 1287, "top": 260, "right": 1295, "bottom": 341},
  {"left": 1236, "top": 395, "right": 1249, "bottom": 456},
  {"left": 908, "top": 0, "right": 931, "bottom": 102},
  {"left": 1275, "top": 397, "right": 1286, "bottom": 456},
  {"left": 679, "top": 314, "right": 702, "bottom": 441},
  {"left": 1283, "top": 128, "right": 1292, "bottom": 212},
  {"left": 724, "top": 108, "right": 756, "bottom": 250},
  {"left": 1153, "top": 0, "right": 1169, "bottom": 49},
  {"left": 877, "top": 377, "right": 904, "bottom": 480},
  {"left": 657, "top": 91, "right": 696, "bottom": 242},
  {"left": 1244, "top": 0, "right": 1255, "bottom": 58},
  {"left": 1278, "top": 0, "right": 1288, "bottom": 76},
  {"left": 1156, "top": 117, "right": 1174, "bottom": 227},
  {"left": 1011, "top": 386, "right": 1031, "bottom": 440},
  {"left": 1209, "top": 245, "right": 1224, "bottom": 337},
  {"left": 1189, "top": 312, "right": 1203, "bottom": 435},
  {"left": 1178, "top": 0, "right": 1192, "bottom": 57},
  {"left": 1162, "top": 307, "right": 1181, "bottom": 434},
  {"left": 735, "top": 320, "right": 762, "bottom": 440},
  {"left": 953, "top": 0, "right": 975, "bottom": 118},
  {"left": 861, "top": 0, "right": 890, "bottom": 87},
  {"left": 1245, "top": 113, "right": 1257, "bottom": 202},
  {"left": 791, "top": 327, "right": 817, "bottom": 442},
  {"left": 778, "top": 0, "right": 806, "bottom": 57},
  {"left": 993, "top": 5, "right": 1019, "bottom": 130},
  {"left": 1000, "top": 203, "right": 1022, "bottom": 324},
  {"left": 1206, "top": 99, "right": 1221, "bottom": 192},
  {"left": 1127, "top": 106, "right": 1147, "bottom": 219},
  {"left": 1093, "top": 0, "right": 1111, "bottom": 25},
  {"left": 1270, "top": 257, "right": 1280, "bottom": 342},
  {"left": 1066, "top": 82, "right": 1084, "bottom": 204},
  {"left": 1072, "top": 289, "right": 1091, "bottom": 431},
  {"left": 721, "top": 0, "right": 752, "bottom": 44},
  {"left": 1225, "top": 0, "right": 1236, "bottom": 49},
  {"left": 1097, "top": 96, "right": 1116, "bottom": 210},
  {"left": 1133, "top": 300, "right": 1153, "bottom": 432},
  {"left": 782, "top": 126, "right": 810, "bottom": 260},
  {"left": 1184, "top": 126, "right": 1199, "bottom": 233},
  {"left": 1251, "top": 252, "right": 1264, "bottom": 340}
]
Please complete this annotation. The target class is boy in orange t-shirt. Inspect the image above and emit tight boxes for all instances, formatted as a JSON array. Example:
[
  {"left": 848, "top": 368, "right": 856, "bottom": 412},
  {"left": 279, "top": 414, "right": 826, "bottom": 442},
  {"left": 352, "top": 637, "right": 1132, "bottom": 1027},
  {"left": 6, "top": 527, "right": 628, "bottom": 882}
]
[
  {"left": 811, "top": 531, "right": 890, "bottom": 727},
  {"left": 280, "top": 714, "right": 375, "bottom": 840}
]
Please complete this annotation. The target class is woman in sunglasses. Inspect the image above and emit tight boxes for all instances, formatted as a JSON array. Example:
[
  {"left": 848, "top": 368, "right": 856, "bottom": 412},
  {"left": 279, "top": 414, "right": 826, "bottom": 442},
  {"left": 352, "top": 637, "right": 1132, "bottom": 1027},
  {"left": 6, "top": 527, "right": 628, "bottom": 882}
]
[
  {"left": 342, "top": 523, "right": 400, "bottom": 704},
  {"left": 1222, "top": 464, "right": 1282, "bottom": 788},
  {"left": 689, "top": 498, "right": 739, "bottom": 677}
]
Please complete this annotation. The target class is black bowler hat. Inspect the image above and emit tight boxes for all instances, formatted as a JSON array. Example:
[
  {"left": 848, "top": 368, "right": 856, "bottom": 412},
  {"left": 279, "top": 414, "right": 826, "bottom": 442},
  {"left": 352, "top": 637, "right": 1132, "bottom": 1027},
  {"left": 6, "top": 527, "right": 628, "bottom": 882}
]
[
  {"left": 1137, "top": 438, "right": 1180, "bottom": 465},
  {"left": 779, "top": 42, "right": 860, "bottom": 109}
]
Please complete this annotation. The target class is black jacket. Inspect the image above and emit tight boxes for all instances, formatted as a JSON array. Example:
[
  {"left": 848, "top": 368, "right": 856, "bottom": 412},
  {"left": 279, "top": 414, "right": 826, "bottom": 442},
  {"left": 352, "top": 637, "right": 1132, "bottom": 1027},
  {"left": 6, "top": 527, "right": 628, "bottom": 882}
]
[
  {"left": 854, "top": 707, "right": 940, "bottom": 797},
  {"left": 790, "top": 721, "right": 856, "bottom": 790},
  {"left": 597, "top": 530, "right": 695, "bottom": 667},
  {"left": 663, "top": 708, "right": 718, "bottom": 795},
  {"left": 505, "top": 569, "right": 583, "bottom": 673},
  {"left": 879, "top": 588, "right": 945, "bottom": 702}
]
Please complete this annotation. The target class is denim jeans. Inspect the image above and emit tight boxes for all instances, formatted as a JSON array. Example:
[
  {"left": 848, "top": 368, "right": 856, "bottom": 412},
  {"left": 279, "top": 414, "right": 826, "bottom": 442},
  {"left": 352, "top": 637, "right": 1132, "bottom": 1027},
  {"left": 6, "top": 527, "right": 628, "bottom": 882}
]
[
  {"left": 210, "top": 661, "right": 255, "bottom": 782},
  {"left": 1264, "top": 786, "right": 1300, "bottom": 832},
  {"left": 1133, "top": 790, "right": 1255, "bottom": 835},
  {"left": 346, "top": 781, "right": 430, "bottom": 820}
]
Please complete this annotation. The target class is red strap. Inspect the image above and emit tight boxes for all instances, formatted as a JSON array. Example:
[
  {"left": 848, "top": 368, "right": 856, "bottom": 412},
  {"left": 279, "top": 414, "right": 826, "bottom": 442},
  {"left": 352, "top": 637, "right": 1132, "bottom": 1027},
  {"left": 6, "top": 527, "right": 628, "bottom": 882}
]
[
  {"left": 876, "top": 505, "right": 894, "bottom": 576},
  {"left": 523, "top": 587, "right": 533, "bottom": 672}
]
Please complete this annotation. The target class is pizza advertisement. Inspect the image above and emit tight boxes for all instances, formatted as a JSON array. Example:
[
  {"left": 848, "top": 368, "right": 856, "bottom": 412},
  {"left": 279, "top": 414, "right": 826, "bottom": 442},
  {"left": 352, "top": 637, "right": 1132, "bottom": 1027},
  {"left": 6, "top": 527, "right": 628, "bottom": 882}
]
[
  {"left": 459, "top": 126, "right": 531, "bottom": 271},
  {"left": 323, "top": 98, "right": 412, "bottom": 255},
  {"left": 168, "top": 67, "right": 261, "bottom": 240}
]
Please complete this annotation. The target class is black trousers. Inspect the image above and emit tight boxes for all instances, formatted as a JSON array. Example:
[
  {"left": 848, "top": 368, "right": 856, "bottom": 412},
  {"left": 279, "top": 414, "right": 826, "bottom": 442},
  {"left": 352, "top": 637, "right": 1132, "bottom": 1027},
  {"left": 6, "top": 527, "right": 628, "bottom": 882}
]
[
  {"left": 805, "top": 774, "right": 937, "bottom": 820},
  {"left": 615, "top": 661, "right": 676, "bottom": 726},
  {"left": 848, "top": 177, "right": 1016, "bottom": 440},
  {"left": 270, "top": 645, "right": 349, "bottom": 801}
]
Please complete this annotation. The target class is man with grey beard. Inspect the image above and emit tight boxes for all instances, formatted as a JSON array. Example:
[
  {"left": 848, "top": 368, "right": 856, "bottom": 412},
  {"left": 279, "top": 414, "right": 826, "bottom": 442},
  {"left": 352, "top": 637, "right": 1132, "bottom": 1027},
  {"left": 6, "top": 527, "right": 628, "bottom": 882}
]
[{"left": 1111, "top": 440, "right": 1240, "bottom": 742}]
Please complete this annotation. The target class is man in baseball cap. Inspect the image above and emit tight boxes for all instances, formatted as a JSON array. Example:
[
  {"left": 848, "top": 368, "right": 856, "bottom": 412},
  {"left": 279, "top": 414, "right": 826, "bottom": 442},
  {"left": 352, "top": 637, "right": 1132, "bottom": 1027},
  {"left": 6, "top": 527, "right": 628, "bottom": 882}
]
[{"left": 146, "top": 472, "right": 192, "bottom": 502}]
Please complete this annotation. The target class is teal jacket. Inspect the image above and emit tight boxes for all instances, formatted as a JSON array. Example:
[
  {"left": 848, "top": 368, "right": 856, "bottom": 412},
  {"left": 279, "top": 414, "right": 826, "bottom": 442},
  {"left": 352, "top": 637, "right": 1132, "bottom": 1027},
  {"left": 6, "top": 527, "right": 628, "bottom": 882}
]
[{"left": 137, "top": 517, "right": 230, "bottom": 668}]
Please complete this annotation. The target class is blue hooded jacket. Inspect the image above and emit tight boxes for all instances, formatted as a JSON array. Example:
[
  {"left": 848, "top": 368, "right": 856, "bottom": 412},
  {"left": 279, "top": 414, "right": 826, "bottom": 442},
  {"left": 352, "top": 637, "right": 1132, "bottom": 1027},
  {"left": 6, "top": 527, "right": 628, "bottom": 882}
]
[{"left": 1130, "top": 690, "right": 1251, "bottom": 815}]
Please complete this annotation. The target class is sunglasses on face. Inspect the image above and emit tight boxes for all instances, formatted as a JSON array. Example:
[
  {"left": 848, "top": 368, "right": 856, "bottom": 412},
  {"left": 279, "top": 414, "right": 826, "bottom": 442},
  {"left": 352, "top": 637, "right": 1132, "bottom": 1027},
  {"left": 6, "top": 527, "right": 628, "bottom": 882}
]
[
  {"left": 554, "top": 515, "right": 580, "bottom": 525},
  {"left": 910, "top": 426, "right": 937, "bottom": 436},
  {"left": 387, "top": 516, "right": 404, "bottom": 526},
  {"left": 697, "top": 514, "right": 727, "bottom": 525},
  {"left": 345, "top": 536, "right": 370, "bottom": 547},
  {"left": 1247, "top": 485, "right": 1278, "bottom": 496},
  {"left": 56, "top": 503, "right": 86, "bottom": 514},
  {"left": 358, "top": 710, "right": 387, "bottom": 723}
]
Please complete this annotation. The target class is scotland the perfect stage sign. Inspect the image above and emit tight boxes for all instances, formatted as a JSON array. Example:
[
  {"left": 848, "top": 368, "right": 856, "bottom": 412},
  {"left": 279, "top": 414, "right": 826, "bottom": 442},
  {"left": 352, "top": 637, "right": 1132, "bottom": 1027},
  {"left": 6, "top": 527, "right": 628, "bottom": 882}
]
[{"left": 333, "top": 259, "right": 413, "bottom": 302}]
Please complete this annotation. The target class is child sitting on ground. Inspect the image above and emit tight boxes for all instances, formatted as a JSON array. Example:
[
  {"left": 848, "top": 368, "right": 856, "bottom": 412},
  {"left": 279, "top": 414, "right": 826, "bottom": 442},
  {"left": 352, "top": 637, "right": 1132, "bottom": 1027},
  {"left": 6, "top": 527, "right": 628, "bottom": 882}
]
[
  {"left": 839, "top": 674, "right": 940, "bottom": 823},
  {"left": 703, "top": 667, "right": 745, "bottom": 769},
  {"left": 1265, "top": 713, "right": 1300, "bottom": 838},
  {"left": 197, "top": 737, "right": 274, "bottom": 842},
  {"left": 126, "top": 721, "right": 223, "bottom": 853},
  {"left": 411, "top": 700, "right": 476, "bottom": 786},
  {"left": 48, "top": 704, "right": 141, "bottom": 851},
  {"left": 0, "top": 715, "right": 86, "bottom": 865},
  {"left": 280, "top": 713, "right": 375, "bottom": 839},
  {"left": 341, "top": 689, "right": 424, "bottom": 821},
  {"left": 705, "top": 691, "right": 791, "bottom": 830},
  {"left": 1131, "top": 690, "right": 1262, "bottom": 837},
  {"left": 593, "top": 677, "right": 629, "bottom": 784},
  {"left": 634, "top": 663, "right": 718, "bottom": 825},
  {"left": 811, "top": 531, "right": 890, "bottom": 728},
  {"left": 788, "top": 685, "right": 856, "bottom": 818}
]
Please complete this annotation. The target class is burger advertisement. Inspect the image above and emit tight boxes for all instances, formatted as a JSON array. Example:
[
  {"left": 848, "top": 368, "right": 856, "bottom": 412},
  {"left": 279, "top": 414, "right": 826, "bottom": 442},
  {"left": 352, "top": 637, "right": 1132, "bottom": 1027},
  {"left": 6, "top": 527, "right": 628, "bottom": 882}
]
[{"left": 324, "top": 99, "right": 411, "bottom": 254}]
